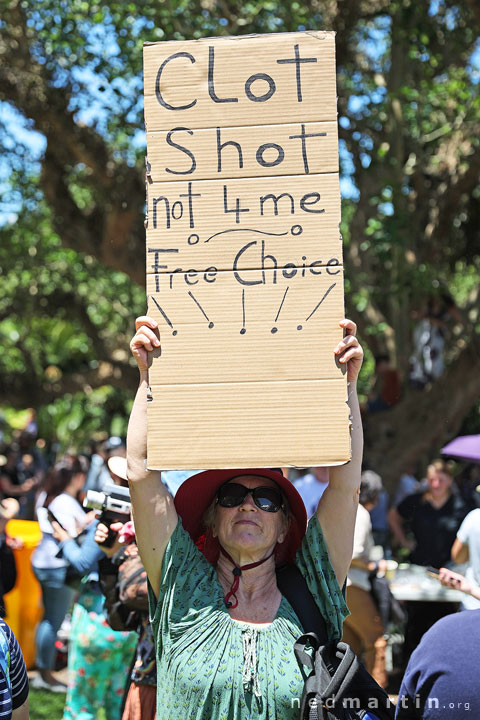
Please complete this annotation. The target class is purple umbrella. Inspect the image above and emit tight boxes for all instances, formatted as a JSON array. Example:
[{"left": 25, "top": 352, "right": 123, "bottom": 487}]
[{"left": 441, "top": 435, "right": 480, "bottom": 463}]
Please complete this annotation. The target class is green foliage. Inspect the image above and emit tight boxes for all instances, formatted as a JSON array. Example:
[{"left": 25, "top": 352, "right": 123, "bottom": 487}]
[
  {"left": 0, "top": 198, "right": 142, "bottom": 448},
  {"left": 0, "top": 0, "right": 479, "bottom": 457}
]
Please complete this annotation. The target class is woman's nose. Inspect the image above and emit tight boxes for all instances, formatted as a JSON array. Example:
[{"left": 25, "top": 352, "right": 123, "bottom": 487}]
[{"left": 239, "top": 492, "right": 257, "bottom": 510}]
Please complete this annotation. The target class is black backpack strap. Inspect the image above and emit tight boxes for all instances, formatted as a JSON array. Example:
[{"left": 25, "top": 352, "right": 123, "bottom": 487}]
[{"left": 276, "top": 562, "right": 330, "bottom": 644}]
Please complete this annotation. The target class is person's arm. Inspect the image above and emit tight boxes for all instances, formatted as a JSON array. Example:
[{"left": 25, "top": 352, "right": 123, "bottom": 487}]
[
  {"left": 0, "top": 474, "right": 33, "bottom": 497},
  {"left": 388, "top": 506, "right": 415, "bottom": 551},
  {"left": 439, "top": 567, "right": 480, "bottom": 601},
  {"left": 127, "top": 316, "right": 178, "bottom": 598},
  {"left": 12, "top": 699, "right": 29, "bottom": 720},
  {"left": 316, "top": 319, "right": 363, "bottom": 587},
  {"left": 451, "top": 536, "right": 469, "bottom": 564},
  {"left": 54, "top": 521, "right": 104, "bottom": 575}
]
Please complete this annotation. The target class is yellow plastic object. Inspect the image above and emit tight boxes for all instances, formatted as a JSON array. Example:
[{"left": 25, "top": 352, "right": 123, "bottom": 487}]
[{"left": 3, "top": 520, "right": 43, "bottom": 669}]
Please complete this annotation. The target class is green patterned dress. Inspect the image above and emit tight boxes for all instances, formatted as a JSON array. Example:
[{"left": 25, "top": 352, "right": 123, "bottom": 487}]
[{"left": 149, "top": 515, "right": 349, "bottom": 720}]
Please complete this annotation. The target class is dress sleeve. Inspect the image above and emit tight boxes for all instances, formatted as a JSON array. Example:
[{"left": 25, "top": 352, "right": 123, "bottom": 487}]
[
  {"left": 148, "top": 519, "right": 221, "bottom": 653},
  {"left": 295, "top": 514, "right": 349, "bottom": 641}
]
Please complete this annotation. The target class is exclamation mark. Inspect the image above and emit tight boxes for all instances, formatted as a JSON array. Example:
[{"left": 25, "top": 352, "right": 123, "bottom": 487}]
[
  {"left": 271, "top": 287, "right": 290, "bottom": 334},
  {"left": 297, "top": 283, "right": 336, "bottom": 330},
  {"left": 188, "top": 291, "right": 214, "bottom": 328},
  {"left": 150, "top": 296, "right": 177, "bottom": 336},
  {"left": 240, "top": 289, "right": 246, "bottom": 335}
]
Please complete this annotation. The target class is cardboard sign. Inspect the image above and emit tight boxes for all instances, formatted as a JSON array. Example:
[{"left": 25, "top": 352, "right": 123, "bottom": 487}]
[{"left": 144, "top": 31, "right": 350, "bottom": 470}]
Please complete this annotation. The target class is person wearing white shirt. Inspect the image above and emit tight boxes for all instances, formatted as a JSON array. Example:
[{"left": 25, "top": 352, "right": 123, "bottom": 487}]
[
  {"left": 32, "top": 458, "right": 88, "bottom": 692},
  {"left": 293, "top": 467, "right": 329, "bottom": 517},
  {"left": 342, "top": 470, "right": 388, "bottom": 688},
  {"left": 450, "top": 507, "right": 480, "bottom": 610}
]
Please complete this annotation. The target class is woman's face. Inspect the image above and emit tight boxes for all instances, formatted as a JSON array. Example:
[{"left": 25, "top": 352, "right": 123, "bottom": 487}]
[
  {"left": 212, "top": 475, "right": 288, "bottom": 556},
  {"left": 427, "top": 469, "right": 452, "bottom": 499}
]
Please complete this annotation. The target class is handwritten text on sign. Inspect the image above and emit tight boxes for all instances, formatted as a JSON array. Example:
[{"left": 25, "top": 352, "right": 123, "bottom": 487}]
[{"left": 143, "top": 32, "right": 348, "bottom": 469}]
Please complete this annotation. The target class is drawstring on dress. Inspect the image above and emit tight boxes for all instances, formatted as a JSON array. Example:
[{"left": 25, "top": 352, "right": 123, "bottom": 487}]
[{"left": 242, "top": 626, "right": 262, "bottom": 698}]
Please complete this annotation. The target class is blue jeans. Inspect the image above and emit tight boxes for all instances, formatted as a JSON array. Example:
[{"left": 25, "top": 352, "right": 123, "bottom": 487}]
[{"left": 33, "top": 565, "right": 75, "bottom": 670}]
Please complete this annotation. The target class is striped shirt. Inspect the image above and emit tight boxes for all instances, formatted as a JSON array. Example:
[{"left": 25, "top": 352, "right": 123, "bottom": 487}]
[{"left": 0, "top": 620, "right": 28, "bottom": 719}]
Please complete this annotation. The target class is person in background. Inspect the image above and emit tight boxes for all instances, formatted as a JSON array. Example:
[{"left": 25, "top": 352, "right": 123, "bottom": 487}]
[
  {"left": 51, "top": 506, "right": 137, "bottom": 720},
  {"left": 0, "top": 448, "right": 38, "bottom": 521},
  {"left": 369, "top": 487, "right": 390, "bottom": 551},
  {"left": 0, "top": 618, "right": 29, "bottom": 720},
  {"left": 449, "top": 506, "right": 480, "bottom": 610},
  {"left": 83, "top": 437, "right": 124, "bottom": 494},
  {"left": 161, "top": 470, "right": 203, "bottom": 497},
  {"left": 22, "top": 409, "right": 38, "bottom": 440},
  {"left": 392, "top": 464, "right": 422, "bottom": 508},
  {"left": 408, "top": 293, "right": 462, "bottom": 389},
  {"left": 395, "top": 609, "right": 480, "bottom": 719},
  {"left": 293, "top": 466, "right": 329, "bottom": 517},
  {"left": 31, "top": 458, "right": 90, "bottom": 692},
  {"left": 366, "top": 355, "right": 402, "bottom": 413},
  {"left": 0, "top": 498, "right": 21, "bottom": 614},
  {"left": 342, "top": 470, "right": 388, "bottom": 688},
  {"left": 455, "top": 464, "right": 480, "bottom": 511},
  {"left": 15, "top": 431, "right": 46, "bottom": 519},
  {"left": 94, "top": 518, "right": 156, "bottom": 720},
  {"left": 388, "top": 459, "right": 468, "bottom": 661}
]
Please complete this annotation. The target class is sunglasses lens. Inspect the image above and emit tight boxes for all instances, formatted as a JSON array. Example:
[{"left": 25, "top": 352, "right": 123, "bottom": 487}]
[
  {"left": 253, "top": 487, "right": 282, "bottom": 512},
  {"left": 217, "top": 483, "right": 246, "bottom": 507},
  {"left": 217, "top": 483, "right": 283, "bottom": 512}
]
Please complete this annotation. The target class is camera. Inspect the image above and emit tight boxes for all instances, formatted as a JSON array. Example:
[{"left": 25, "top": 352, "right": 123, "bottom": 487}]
[{"left": 84, "top": 482, "right": 131, "bottom": 547}]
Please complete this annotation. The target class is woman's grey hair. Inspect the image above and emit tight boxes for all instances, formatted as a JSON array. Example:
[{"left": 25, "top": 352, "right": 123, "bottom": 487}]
[{"left": 359, "top": 470, "right": 383, "bottom": 506}]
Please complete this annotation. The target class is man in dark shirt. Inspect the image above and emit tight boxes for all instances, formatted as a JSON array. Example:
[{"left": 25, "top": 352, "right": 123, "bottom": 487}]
[{"left": 396, "top": 609, "right": 480, "bottom": 719}]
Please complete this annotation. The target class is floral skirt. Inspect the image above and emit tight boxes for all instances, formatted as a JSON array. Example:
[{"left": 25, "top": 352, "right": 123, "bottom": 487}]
[{"left": 63, "top": 585, "right": 137, "bottom": 720}]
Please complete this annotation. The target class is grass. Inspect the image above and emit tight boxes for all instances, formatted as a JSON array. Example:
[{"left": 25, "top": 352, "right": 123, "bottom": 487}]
[
  {"left": 29, "top": 689, "right": 66, "bottom": 720},
  {"left": 29, "top": 689, "right": 106, "bottom": 720}
]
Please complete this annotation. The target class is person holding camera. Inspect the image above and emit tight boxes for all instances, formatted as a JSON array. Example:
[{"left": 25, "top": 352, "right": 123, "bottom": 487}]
[{"left": 51, "top": 467, "right": 137, "bottom": 720}]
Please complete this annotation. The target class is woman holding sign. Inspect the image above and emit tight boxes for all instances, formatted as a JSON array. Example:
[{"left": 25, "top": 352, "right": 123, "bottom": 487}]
[{"left": 127, "top": 315, "right": 363, "bottom": 720}]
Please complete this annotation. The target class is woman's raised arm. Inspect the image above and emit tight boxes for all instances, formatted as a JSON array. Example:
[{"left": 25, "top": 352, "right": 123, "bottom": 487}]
[
  {"left": 127, "top": 316, "right": 178, "bottom": 598},
  {"left": 316, "top": 319, "right": 364, "bottom": 587}
]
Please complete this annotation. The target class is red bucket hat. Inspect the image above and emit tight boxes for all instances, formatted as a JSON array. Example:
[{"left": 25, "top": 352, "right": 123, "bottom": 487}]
[{"left": 174, "top": 468, "right": 308, "bottom": 564}]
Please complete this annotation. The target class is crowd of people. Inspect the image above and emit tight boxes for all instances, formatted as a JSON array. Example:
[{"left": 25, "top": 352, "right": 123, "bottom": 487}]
[{"left": 0, "top": 316, "right": 478, "bottom": 719}]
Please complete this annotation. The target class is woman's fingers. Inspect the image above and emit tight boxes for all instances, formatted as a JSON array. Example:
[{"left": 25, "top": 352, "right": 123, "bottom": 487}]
[
  {"left": 94, "top": 523, "right": 109, "bottom": 544},
  {"left": 130, "top": 316, "right": 161, "bottom": 371},
  {"left": 135, "top": 315, "right": 158, "bottom": 331},
  {"left": 335, "top": 320, "right": 364, "bottom": 382},
  {"left": 334, "top": 334, "right": 359, "bottom": 356},
  {"left": 339, "top": 318, "right": 357, "bottom": 336}
]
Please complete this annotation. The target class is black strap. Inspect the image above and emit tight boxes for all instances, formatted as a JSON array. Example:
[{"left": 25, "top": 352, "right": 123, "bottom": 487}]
[{"left": 276, "top": 563, "right": 330, "bottom": 644}]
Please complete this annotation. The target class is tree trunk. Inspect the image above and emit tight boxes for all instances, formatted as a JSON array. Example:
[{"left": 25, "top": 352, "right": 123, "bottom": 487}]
[{"left": 363, "top": 333, "right": 480, "bottom": 491}]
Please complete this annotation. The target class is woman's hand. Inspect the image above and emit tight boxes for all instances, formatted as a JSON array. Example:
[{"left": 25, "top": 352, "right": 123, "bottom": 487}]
[
  {"left": 334, "top": 319, "right": 364, "bottom": 383},
  {"left": 130, "top": 316, "right": 161, "bottom": 373},
  {"left": 51, "top": 520, "right": 71, "bottom": 543},
  {"left": 0, "top": 498, "right": 20, "bottom": 520},
  {"left": 5, "top": 535, "right": 23, "bottom": 550},
  {"left": 439, "top": 567, "right": 472, "bottom": 594},
  {"left": 94, "top": 521, "right": 124, "bottom": 557}
]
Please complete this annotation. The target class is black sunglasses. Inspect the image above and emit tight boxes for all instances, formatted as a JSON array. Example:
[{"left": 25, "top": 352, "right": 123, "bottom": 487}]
[{"left": 216, "top": 482, "right": 284, "bottom": 513}]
